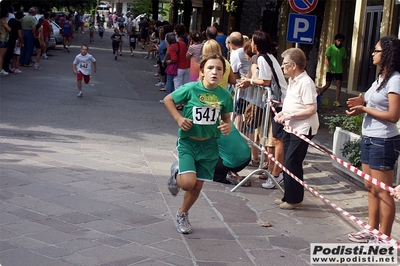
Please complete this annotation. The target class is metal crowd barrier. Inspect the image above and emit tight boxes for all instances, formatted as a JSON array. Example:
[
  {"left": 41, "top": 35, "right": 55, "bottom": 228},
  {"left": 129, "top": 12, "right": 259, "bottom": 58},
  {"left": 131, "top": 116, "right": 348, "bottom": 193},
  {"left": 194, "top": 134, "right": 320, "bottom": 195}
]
[{"left": 230, "top": 85, "right": 284, "bottom": 193}]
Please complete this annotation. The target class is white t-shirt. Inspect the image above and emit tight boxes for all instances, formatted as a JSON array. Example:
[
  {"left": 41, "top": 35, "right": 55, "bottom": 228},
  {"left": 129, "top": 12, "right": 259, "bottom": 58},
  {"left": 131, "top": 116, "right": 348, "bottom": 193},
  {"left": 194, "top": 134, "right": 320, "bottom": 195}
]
[
  {"left": 230, "top": 47, "right": 250, "bottom": 78},
  {"left": 257, "top": 53, "right": 288, "bottom": 104},
  {"left": 73, "top": 53, "right": 96, "bottom": 75}
]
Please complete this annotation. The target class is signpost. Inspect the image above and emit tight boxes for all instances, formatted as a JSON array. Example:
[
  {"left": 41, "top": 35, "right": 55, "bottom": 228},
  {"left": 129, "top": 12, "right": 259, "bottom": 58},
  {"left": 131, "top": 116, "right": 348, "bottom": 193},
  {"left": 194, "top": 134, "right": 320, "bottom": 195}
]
[
  {"left": 286, "top": 13, "right": 317, "bottom": 44},
  {"left": 287, "top": 0, "right": 318, "bottom": 44}
]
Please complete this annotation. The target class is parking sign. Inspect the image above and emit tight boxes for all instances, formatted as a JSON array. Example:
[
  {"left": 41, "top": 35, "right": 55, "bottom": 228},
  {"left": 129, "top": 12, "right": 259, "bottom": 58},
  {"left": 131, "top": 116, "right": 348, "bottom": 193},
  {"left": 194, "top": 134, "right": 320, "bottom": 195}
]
[{"left": 286, "top": 13, "right": 317, "bottom": 44}]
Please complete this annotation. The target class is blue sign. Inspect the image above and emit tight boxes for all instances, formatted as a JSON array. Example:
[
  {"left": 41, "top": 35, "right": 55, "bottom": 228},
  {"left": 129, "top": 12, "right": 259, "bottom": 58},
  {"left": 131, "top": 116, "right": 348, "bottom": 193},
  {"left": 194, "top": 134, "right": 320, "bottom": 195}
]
[{"left": 286, "top": 13, "right": 317, "bottom": 44}]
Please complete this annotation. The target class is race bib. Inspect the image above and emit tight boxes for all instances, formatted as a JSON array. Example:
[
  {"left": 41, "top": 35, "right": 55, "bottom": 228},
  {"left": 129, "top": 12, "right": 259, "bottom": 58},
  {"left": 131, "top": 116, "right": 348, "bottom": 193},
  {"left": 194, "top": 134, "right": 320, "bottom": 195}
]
[
  {"left": 79, "top": 62, "right": 89, "bottom": 69},
  {"left": 130, "top": 37, "right": 136, "bottom": 42},
  {"left": 192, "top": 107, "right": 220, "bottom": 125}
]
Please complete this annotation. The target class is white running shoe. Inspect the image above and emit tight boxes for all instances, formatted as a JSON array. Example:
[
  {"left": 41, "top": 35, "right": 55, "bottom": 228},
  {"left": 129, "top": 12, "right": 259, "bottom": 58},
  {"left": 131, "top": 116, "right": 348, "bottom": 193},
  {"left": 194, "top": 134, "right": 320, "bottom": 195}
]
[
  {"left": 0, "top": 69, "right": 9, "bottom": 75},
  {"left": 155, "top": 82, "right": 165, "bottom": 87},
  {"left": 262, "top": 172, "right": 284, "bottom": 189}
]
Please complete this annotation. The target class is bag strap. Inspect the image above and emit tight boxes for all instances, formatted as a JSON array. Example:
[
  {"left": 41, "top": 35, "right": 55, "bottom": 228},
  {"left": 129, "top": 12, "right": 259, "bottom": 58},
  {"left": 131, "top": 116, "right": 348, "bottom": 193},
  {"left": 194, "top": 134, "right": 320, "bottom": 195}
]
[{"left": 260, "top": 54, "right": 281, "bottom": 90}]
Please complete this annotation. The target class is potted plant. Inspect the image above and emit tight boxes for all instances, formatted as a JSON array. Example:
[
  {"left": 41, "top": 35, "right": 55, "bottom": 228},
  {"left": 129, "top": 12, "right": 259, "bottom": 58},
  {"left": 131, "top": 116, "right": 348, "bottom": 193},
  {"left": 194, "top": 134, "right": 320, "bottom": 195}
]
[
  {"left": 323, "top": 114, "right": 363, "bottom": 183},
  {"left": 324, "top": 115, "right": 399, "bottom": 186}
]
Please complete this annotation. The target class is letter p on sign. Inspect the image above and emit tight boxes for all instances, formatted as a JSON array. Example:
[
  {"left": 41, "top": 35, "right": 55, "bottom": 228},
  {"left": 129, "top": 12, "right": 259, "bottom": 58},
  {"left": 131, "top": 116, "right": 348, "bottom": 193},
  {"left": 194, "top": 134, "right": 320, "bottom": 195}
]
[
  {"left": 293, "top": 18, "right": 309, "bottom": 38},
  {"left": 286, "top": 13, "right": 317, "bottom": 44}
]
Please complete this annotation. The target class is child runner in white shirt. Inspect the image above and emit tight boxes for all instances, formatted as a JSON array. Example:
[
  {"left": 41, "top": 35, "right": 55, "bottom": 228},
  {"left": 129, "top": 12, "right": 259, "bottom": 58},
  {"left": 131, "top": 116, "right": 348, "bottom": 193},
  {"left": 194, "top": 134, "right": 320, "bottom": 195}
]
[{"left": 72, "top": 44, "right": 97, "bottom": 98}]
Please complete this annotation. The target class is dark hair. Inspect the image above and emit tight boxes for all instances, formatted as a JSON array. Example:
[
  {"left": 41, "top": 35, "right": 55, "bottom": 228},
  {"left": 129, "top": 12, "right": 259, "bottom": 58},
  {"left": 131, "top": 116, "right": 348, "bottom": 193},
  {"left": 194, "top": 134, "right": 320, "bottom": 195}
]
[
  {"left": 162, "top": 24, "right": 173, "bottom": 35},
  {"left": 251, "top": 30, "right": 274, "bottom": 54},
  {"left": 215, "top": 24, "right": 223, "bottom": 34},
  {"left": 174, "top": 24, "right": 185, "bottom": 36},
  {"left": 199, "top": 53, "right": 226, "bottom": 75},
  {"left": 243, "top": 40, "right": 254, "bottom": 58},
  {"left": 15, "top": 10, "right": 24, "bottom": 20},
  {"left": 44, "top": 12, "right": 50, "bottom": 19},
  {"left": 0, "top": 8, "right": 9, "bottom": 18},
  {"left": 334, "top": 33, "right": 345, "bottom": 40},
  {"left": 190, "top": 30, "right": 201, "bottom": 43},
  {"left": 376, "top": 36, "right": 400, "bottom": 91},
  {"left": 36, "top": 18, "right": 44, "bottom": 31}
]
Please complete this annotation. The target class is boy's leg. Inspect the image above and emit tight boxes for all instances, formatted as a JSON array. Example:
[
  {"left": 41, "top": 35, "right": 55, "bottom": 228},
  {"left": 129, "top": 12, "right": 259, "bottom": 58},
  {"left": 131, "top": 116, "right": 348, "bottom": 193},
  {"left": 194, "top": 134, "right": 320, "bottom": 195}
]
[
  {"left": 319, "top": 72, "right": 333, "bottom": 94},
  {"left": 77, "top": 80, "right": 82, "bottom": 91},
  {"left": 178, "top": 176, "right": 204, "bottom": 214},
  {"left": 335, "top": 79, "right": 342, "bottom": 102}
]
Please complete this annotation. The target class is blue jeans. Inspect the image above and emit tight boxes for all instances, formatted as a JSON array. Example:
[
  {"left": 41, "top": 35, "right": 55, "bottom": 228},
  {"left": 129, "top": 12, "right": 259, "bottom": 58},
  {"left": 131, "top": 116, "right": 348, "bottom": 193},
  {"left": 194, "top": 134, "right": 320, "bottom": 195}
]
[
  {"left": 361, "top": 135, "right": 400, "bottom": 170},
  {"left": 20, "top": 30, "right": 34, "bottom": 65},
  {"left": 166, "top": 74, "right": 174, "bottom": 95}
]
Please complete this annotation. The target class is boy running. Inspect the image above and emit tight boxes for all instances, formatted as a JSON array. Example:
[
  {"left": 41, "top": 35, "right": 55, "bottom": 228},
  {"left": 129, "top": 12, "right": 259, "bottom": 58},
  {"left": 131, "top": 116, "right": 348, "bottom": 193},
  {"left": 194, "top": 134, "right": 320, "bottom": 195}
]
[
  {"left": 164, "top": 53, "right": 233, "bottom": 234},
  {"left": 89, "top": 24, "right": 95, "bottom": 43},
  {"left": 72, "top": 45, "right": 97, "bottom": 98},
  {"left": 111, "top": 28, "right": 122, "bottom": 60},
  {"left": 98, "top": 24, "right": 104, "bottom": 41},
  {"left": 128, "top": 27, "right": 137, "bottom": 57}
]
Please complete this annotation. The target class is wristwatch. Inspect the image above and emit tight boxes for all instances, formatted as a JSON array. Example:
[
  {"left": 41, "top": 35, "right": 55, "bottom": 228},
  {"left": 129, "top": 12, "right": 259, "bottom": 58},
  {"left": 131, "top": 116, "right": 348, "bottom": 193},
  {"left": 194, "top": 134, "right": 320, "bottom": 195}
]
[{"left": 291, "top": 113, "right": 296, "bottom": 119}]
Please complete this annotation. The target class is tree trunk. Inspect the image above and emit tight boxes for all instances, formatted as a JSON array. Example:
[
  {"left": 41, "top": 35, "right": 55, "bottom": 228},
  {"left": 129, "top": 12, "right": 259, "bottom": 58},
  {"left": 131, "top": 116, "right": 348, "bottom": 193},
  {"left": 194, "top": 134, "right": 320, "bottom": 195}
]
[
  {"left": 152, "top": 0, "right": 159, "bottom": 21},
  {"left": 183, "top": 0, "right": 192, "bottom": 30},
  {"left": 201, "top": 0, "right": 213, "bottom": 31}
]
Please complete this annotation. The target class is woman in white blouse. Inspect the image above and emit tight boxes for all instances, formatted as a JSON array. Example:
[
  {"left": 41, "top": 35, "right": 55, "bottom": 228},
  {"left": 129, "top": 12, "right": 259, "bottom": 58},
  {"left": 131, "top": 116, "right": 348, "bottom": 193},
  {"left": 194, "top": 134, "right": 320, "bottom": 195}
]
[{"left": 274, "top": 48, "right": 319, "bottom": 210}]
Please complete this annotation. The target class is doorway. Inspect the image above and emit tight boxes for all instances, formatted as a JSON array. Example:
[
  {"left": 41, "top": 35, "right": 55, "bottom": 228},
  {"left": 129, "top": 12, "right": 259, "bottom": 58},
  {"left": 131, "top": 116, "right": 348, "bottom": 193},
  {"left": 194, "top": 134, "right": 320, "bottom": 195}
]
[{"left": 357, "top": 6, "right": 382, "bottom": 92}]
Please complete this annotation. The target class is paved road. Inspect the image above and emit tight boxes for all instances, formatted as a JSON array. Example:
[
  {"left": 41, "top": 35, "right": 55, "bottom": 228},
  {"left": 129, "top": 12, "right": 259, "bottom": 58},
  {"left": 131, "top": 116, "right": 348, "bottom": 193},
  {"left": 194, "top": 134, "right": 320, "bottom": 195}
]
[{"left": 1, "top": 29, "right": 399, "bottom": 266}]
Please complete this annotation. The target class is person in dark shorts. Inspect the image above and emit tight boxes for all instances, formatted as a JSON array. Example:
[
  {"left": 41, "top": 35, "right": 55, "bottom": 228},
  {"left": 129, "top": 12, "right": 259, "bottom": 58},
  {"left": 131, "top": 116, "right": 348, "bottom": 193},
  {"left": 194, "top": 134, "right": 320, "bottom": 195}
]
[{"left": 318, "top": 33, "right": 347, "bottom": 107}]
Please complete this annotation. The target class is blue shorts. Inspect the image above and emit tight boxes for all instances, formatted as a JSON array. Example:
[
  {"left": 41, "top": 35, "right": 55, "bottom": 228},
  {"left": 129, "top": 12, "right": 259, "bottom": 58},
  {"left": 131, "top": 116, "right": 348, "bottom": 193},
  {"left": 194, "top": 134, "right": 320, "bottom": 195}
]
[
  {"left": 361, "top": 135, "right": 400, "bottom": 170},
  {"left": 0, "top": 41, "right": 8, "bottom": 48}
]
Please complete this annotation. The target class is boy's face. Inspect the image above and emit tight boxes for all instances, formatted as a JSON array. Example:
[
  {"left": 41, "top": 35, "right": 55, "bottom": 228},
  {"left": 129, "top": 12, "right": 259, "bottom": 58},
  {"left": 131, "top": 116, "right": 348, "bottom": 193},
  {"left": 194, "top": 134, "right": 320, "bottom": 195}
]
[
  {"left": 335, "top": 38, "right": 344, "bottom": 48},
  {"left": 200, "top": 58, "right": 224, "bottom": 89},
  {"left": 80, "top": 46, "right": 88, "bottom": 56},
  {"left": 115, "top": 29, "right": 119, "bottom": 34}
]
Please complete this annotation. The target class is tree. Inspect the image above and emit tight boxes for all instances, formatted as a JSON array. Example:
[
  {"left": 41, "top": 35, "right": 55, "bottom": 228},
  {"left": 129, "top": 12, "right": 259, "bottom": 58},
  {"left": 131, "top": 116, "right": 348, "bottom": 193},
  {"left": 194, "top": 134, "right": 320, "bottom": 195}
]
[{"left": 130, "top": 0, "right": 152, "bottom": 17}]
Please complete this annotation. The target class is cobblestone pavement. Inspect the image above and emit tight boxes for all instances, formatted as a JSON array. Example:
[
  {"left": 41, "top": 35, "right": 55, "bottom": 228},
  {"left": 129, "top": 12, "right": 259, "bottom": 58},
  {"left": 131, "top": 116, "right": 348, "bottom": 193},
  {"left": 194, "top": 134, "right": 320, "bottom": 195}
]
[{"left": 1, "top": 135, "right": 399, "bottom": 265}]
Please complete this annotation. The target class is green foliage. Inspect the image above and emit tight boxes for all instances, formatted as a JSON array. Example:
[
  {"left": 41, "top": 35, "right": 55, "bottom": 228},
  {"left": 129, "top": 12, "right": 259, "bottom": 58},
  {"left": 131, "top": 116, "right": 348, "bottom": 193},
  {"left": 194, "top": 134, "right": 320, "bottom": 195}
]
[
  {"left": 323, "top": 114, "right": 363, "bottom": 135},
  {"left": 324, "top": 114, "right": 363, "bottom": 168},
  {"left": 130, "top": 0, "right": 152, "bottom": 17},
  {"left": 341, "top": 139, "right": 362, "bottom": 168}
]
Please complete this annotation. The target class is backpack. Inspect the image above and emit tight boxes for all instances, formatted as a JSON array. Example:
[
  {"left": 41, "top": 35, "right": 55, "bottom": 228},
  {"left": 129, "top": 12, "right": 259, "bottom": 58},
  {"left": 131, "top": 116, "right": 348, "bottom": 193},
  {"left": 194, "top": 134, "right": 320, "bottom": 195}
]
[{"left": 259, "top": 54, "right": 282, "bottom": 107}]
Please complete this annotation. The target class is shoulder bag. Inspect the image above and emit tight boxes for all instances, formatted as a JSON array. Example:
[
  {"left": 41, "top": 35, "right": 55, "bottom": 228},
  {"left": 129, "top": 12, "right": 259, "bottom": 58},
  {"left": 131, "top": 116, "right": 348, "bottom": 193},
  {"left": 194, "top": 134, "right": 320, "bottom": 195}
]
[{"left": 165, "top": 43, "right": 180, "bottom": 76}]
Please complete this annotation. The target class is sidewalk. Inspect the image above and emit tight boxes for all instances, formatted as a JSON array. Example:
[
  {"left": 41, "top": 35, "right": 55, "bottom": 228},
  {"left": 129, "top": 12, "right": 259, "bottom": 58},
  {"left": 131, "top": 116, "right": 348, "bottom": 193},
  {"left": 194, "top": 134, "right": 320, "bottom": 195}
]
[{"left": 1, "top": 133, "right": 400, "bottom": 265}]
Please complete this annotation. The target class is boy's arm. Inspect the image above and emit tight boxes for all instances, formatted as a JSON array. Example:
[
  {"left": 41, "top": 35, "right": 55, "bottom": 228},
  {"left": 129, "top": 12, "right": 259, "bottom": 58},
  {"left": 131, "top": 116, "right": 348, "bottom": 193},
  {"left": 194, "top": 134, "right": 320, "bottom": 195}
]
[
  {"left": 92, "top": 61, "right": 97, "bottom": 73},
  {"left": 164, "top": 94, "right": 193, "bottom": 131},
  {"left": 72, "top": 63, "right": 77, "bottom": 75},
  {"left": 325, "top": 55, "right": 332, "bottom": 73},
  {"left": 218, "top": 113, "right": 232, "bottom": 136}
]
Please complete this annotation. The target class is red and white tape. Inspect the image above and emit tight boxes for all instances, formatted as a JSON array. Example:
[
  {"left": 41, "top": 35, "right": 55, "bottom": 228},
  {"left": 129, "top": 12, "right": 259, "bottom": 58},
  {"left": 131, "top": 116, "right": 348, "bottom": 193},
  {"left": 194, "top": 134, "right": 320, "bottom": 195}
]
[{"left": 267, "top": 100, "right": 400, "bottom": 249}]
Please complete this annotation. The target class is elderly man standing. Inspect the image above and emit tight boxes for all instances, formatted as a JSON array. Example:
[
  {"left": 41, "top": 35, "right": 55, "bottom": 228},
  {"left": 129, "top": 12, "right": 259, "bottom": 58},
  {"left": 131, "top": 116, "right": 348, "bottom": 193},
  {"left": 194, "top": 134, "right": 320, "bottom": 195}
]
[
  {"left": 229, "top": 31, "right": 250, "bottom": 130},
  {"left": 19, "top": 7, "right": 36, "bottom": 67}
]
